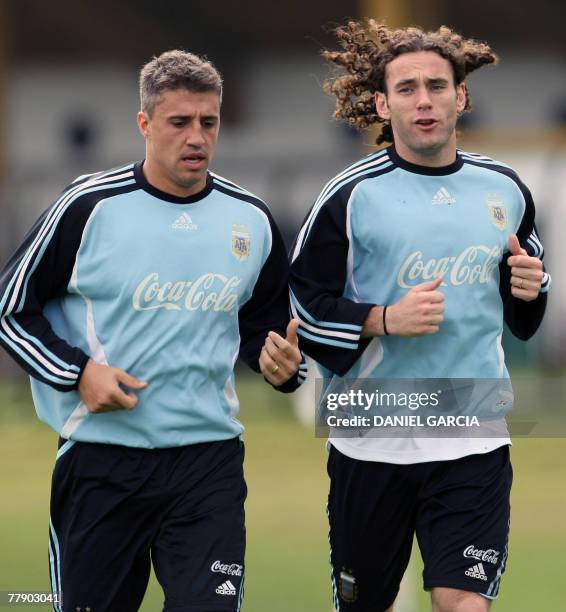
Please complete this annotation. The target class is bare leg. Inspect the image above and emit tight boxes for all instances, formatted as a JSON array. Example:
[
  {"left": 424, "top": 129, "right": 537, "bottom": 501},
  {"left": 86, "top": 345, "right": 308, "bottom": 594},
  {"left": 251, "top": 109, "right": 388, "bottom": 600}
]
[{"left": 431, "top": 587, "right": 491, "bottom": 612}]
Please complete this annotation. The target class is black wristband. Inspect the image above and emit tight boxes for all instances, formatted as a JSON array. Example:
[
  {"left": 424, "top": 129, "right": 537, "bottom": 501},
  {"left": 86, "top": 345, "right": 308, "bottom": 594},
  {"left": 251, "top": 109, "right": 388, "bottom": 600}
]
[{"left": 382, "top": 305, "right": 389, "bottom": 336}]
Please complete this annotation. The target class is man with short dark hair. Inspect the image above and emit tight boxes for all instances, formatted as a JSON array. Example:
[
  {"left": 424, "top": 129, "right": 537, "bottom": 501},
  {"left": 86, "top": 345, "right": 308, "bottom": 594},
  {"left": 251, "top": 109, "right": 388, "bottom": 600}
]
[
  {"left": 290, "top": 21, "right": 550, "bottom": 612},
  {"left": 0, "top": 49, "right": 305, "bottom": 611}
]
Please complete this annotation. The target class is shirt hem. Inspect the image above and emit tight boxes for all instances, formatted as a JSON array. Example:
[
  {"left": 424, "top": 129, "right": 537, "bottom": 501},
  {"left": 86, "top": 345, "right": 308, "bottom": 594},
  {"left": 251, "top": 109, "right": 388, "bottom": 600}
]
[{"left": 328, "top": 437, "right": 511, "bottom": 464}]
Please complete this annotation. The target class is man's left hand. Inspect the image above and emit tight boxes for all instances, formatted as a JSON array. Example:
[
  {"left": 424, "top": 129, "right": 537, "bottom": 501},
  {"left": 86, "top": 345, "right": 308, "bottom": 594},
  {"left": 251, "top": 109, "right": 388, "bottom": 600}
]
[
  {"left": 260, "top": 319, "right": 302, "bottom": 386},
  {"left": 507, "top": 234, "right": 544, "bottom": 302}
]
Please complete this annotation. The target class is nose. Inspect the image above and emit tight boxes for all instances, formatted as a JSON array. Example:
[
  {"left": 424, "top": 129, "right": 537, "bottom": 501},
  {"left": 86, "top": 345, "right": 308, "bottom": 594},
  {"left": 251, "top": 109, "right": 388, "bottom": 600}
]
[
  {"left": 416, "top": 87, "right": 433, "bottom": 109},
  {"left": 185, "top": 126, "right": 206, "bottom": 147}
]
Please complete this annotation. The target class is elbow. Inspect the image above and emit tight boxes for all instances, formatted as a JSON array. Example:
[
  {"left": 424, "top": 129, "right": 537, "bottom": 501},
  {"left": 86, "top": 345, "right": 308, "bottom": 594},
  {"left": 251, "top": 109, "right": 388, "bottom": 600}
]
[{"left": 507, "top": 316, "right": 543, "bottom": 341}]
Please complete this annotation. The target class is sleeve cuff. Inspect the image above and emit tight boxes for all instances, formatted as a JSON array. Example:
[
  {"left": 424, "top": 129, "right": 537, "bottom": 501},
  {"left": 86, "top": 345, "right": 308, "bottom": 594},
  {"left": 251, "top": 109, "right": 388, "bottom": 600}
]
[
  {"left": 540, "top": 272, "right": 551, "bottom": 293},
  {"left": 73, "top": 352, "right": 91, "bottom": 390}
]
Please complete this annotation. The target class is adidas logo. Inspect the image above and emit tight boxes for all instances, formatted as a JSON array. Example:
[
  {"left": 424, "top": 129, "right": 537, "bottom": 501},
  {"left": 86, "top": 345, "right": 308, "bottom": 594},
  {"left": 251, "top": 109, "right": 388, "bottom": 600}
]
[
  {"left": 215, "top": 580, "right": 237, "bottom": 596},
  {"left": 432, "top": 187, "right": 456, "bottom": 205},
  {"left": 465, "top": 562, "right": 488, "bottom": 581},
  {"left": 172, "top": 212, "right": 198, "bottom": 230}
]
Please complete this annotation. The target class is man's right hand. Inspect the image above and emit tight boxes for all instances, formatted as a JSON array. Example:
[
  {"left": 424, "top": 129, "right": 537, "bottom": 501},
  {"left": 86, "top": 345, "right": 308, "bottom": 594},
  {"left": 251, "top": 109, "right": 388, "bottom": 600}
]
[
  {"left": 387, "top": 277, "right": 445, "bottom": 336},
  {"left": 78, "top": 360, "right": 148, "bottom": 413}
]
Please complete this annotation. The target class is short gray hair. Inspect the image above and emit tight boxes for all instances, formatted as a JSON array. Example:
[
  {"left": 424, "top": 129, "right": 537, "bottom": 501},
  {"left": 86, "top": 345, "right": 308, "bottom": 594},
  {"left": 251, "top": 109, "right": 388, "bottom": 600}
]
[{"left": 139, "top": 50, "right": 223, "bottom": 116}]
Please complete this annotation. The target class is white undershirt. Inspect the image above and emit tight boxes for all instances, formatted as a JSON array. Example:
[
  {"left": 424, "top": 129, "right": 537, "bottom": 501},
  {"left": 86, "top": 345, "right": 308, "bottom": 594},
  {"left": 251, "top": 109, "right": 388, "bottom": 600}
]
[{"left": 329, "top": 419, "right": 510, "bottom": 464}]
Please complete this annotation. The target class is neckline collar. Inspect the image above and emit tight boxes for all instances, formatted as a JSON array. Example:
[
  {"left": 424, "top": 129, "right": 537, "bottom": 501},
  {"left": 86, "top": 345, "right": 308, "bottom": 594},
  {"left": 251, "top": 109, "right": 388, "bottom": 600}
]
[
  {"left": 388, "top": 145, "right": 463, "bottom": 176},
  {"left": 134, "top": 161, "right": 214, "bottom": 204}
]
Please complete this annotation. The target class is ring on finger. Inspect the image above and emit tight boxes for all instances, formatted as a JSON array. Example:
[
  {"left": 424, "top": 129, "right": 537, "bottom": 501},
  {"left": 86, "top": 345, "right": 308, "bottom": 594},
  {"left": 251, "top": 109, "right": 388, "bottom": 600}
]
[
  {"left": 271, "top": 364, "right": 279, "bottom": 375},
  {"left": 519, "top": 278, "right": 524, "bottom": 289}
]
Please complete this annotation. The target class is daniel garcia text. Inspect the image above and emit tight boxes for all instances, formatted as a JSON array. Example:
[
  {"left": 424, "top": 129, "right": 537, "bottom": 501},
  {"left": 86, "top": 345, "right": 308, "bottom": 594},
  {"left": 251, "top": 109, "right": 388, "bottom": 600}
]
[{"left": 327, "top": 415, "right": 480, "bottom": 427}]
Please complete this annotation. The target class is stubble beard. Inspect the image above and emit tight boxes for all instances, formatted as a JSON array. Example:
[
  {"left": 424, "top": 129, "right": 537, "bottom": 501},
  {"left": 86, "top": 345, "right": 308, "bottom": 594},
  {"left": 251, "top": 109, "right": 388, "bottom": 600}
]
[{"left": 171, "top": 164, "right": 208, "bottom": 191}]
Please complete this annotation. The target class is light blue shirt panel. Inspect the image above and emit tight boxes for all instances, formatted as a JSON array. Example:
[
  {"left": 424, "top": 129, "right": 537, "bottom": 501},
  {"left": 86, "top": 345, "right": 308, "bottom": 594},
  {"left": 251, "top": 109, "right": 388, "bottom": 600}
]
[
  {"left": 31, "top": 188, "right": 271, "bottom": 447},
  {"left": 345, "top": 164, "right": 525, "bottom": 380}
]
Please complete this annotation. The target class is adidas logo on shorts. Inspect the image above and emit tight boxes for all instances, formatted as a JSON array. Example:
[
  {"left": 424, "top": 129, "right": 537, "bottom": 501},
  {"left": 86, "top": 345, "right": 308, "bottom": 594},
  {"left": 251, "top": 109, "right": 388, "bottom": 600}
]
[
  {"left": 216, "top": 580, "right": 237, "bottom": 595},
  {"left": 465, "top": 562, "right": 488, "bottom": 581}
]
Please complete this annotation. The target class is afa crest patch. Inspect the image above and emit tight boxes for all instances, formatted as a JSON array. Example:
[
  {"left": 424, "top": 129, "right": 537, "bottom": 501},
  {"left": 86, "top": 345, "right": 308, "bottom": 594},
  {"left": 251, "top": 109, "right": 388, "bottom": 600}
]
[
  {"left": 231, "top": 225, "right": 250, "bottom": 261},
  {"left": 339, "top": 570, "right": 357, "bottom": 603},
  {"left": 487, "top": 194, "right": 507, "bottom": 230}
]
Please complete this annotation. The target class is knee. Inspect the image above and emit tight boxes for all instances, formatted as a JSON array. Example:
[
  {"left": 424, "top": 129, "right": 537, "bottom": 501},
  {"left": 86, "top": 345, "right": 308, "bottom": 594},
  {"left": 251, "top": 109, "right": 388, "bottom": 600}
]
[{"left": 431, "top": 587, "right": 490, "bottom": 612}]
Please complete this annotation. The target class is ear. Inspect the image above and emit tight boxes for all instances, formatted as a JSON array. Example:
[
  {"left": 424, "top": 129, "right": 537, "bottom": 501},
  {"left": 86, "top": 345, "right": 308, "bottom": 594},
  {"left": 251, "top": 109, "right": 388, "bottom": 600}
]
[
  {"left": 375, "top": 91, "right": 390, "bottom": 121},
  {"left": 137, "top": 111, "right": 150, "bottom": 138},
  {"left": 456, "top": 82, "right": 467, "bottom": 114}
]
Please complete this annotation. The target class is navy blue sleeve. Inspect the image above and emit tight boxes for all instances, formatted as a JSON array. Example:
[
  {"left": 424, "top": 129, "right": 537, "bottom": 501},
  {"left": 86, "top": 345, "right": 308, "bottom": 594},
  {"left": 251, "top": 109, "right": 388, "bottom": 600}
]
[
  {"left": 289, "top": 190, "right": 375, "bottom": 376},
  {"left": 0, "top": 194, "right": 97, "bottom": 390},
  {"left": 237, "top": 207, "right": 307, "bottom": 393},
  {"left": 498, "top": 182, "right": 549, "bottom": 340}
]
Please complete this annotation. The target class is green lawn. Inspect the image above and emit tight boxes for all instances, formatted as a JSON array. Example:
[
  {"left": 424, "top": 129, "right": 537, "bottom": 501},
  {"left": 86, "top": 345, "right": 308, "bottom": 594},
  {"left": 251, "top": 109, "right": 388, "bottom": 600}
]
[{"left": 0, "top": 378, "right": 565, "bottom": 611}]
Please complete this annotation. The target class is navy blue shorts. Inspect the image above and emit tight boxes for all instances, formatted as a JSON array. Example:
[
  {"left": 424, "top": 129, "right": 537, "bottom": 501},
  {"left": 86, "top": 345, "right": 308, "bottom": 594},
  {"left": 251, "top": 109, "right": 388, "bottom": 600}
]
[
  {"left": 49, "top": 437, "right": 246, "bottom": 612},
  {"left": 327, "top": 445, "right": 512, "bottom": 611}
]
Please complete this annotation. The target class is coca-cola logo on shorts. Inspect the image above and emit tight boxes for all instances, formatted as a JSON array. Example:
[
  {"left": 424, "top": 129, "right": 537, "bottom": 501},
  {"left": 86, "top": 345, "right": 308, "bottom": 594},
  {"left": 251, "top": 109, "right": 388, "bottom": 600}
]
[
  {"left": 211, "top": 560, "right": 243, "bottom": 576},
  {"left": 463, "top": 545, "right": 500, "bottom": 565}
]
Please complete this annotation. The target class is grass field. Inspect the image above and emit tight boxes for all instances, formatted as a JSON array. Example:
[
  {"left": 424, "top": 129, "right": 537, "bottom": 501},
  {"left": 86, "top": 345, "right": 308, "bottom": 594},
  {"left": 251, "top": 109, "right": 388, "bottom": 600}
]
[{"left": 0, "top": 377, "right": 565, "bottom": 611}]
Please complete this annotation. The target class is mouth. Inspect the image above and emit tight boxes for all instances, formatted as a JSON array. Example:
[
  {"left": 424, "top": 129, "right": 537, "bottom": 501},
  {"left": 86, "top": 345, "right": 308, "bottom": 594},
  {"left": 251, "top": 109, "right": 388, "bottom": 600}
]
[
  {"left": 414, "top": 118, "right": 439, "bottom": 131},
  {"left": 180, "top": 153, "right": 207, "bottom": 169}
]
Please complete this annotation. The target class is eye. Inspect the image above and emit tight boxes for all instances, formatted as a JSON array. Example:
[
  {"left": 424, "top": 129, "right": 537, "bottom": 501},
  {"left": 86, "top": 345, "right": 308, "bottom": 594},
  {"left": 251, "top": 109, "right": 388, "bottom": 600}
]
[
  {"left": 203, "top": 119, "right": 217, "bottom": 128},
  {"left": 398, "top": 87, "right": 412, "bottom": 94},
  {"left": 171, "top": 120, "right": 186, "bottom": 128}
]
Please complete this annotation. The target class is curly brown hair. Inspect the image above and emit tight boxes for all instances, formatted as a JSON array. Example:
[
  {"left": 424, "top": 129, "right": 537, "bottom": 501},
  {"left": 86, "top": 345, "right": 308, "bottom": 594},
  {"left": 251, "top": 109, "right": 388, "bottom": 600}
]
[{"left": 323, "top": 20, "right": 498, "bottom": 144}]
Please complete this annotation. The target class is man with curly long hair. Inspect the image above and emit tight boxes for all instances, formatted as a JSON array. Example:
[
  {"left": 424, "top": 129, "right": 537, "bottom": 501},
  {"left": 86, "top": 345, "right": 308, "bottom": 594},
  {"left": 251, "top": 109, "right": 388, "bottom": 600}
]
[{"left": 290, "top": 20, "right": 551, "bottom": 612}]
